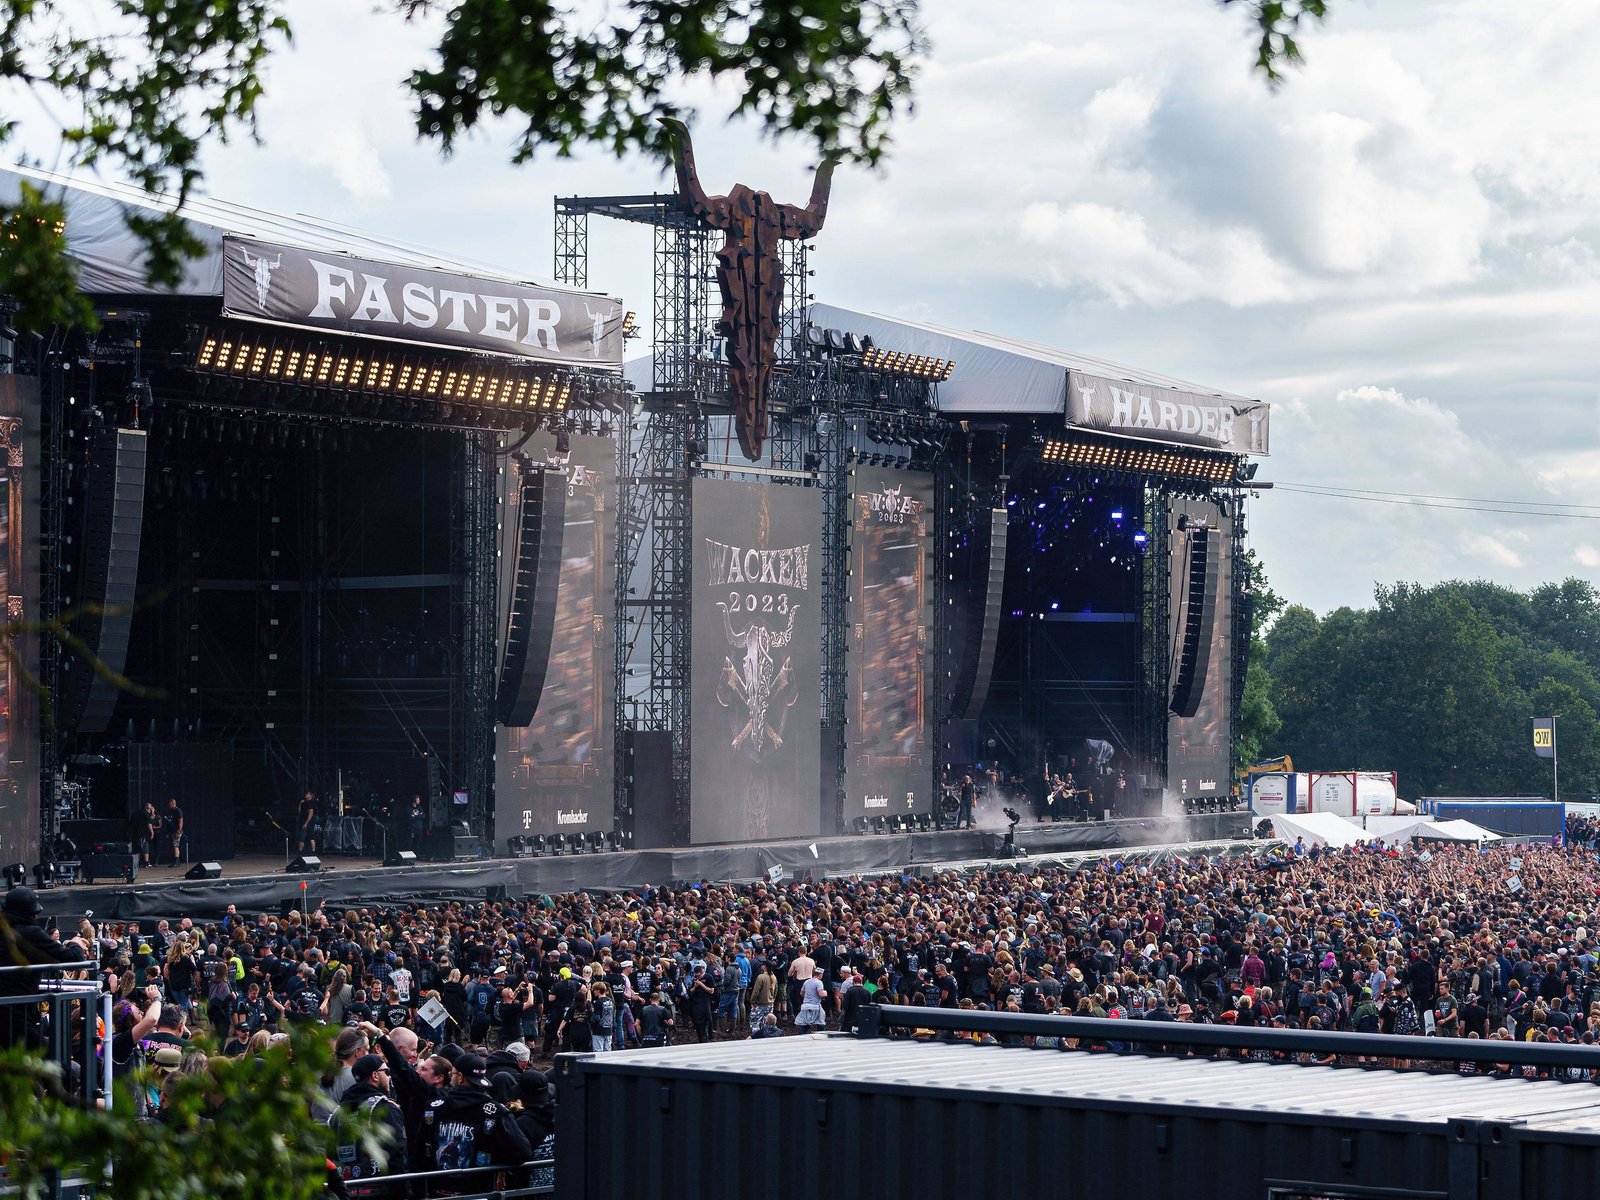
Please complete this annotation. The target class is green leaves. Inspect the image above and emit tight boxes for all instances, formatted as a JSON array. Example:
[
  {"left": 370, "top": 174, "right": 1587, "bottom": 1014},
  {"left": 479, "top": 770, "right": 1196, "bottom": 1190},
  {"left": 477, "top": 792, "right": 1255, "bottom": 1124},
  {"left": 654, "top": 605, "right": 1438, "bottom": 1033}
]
[
  {"left": 1220, "top": 0, "right": 1329, "bottom": 85},
  {"left": 1260, "top": 578, "right": 1600, "bottom": 798},
  {"left": 0, "top": 0, "right": 290, "bottom": 328},
  {"left": 401, "top": 0, "right": 923, "bottom": 167},
  {"left": 0, "top": 1024, "right": 339, "bottom": 1200}
]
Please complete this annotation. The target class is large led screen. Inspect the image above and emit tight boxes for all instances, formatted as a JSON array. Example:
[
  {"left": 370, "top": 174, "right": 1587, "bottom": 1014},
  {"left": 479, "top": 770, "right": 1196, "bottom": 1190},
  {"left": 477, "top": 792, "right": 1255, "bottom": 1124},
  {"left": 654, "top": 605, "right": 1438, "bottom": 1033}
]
[
  {"left": 493, "top": 433, "right": 615, "bottom": 843},
  {"left": 844, "top": 467, "right": 933, "bottom": 821},
  {"left": 690, "top": 477, "right": 821, "bottom": 843}
]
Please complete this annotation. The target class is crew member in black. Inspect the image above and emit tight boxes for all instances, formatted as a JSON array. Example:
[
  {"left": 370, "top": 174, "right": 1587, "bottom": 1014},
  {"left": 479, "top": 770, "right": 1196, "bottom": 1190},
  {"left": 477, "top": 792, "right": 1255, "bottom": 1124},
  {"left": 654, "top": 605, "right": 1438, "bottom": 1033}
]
[
  {"left": 129, "top": 802, "right": 157, "bottom": 867},
  {"left": 297, "top": 791, "right": 320, "bottom": 856},
  {"left": 161, "top": 798, "right": 185, "bottom": 865},
  {"left": 958, "top": 775, "right": 976, "bottom": 829}
]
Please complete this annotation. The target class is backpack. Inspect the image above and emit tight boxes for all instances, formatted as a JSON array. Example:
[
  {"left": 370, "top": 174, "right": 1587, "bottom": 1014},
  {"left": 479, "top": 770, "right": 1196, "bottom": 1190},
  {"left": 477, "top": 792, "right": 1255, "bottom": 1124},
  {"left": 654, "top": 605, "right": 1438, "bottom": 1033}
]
[{"left": 1354, "top": 1004, "right": 1380, "bottom": 1033}]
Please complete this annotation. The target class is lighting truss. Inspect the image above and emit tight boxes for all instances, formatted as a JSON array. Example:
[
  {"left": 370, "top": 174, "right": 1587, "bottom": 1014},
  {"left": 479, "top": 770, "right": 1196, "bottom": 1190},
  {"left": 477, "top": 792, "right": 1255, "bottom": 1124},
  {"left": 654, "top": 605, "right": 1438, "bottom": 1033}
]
[
  {"left": 193, "top": 328, "right": 573, "bottom": 417},
  {"left": 861, "top": 345, "right": 956, "bottom": 382},
  {"left": 1041, "top": 433, "right": 1238, "bottom": 485}
]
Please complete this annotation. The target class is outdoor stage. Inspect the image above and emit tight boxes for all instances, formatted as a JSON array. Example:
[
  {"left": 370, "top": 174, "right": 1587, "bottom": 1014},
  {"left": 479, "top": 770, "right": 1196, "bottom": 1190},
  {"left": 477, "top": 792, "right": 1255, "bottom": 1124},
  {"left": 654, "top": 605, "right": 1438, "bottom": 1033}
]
[{"left": 36, "top": 811, "right": 1251, "bottom": 920}]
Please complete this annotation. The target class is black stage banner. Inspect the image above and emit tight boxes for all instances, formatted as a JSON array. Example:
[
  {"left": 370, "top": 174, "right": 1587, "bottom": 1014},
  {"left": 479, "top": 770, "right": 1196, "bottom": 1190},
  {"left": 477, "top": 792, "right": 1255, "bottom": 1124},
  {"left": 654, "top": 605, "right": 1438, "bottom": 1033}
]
[
  {"left": 1167, "top": 496, "right": 1233, "bottom": 802},
  {"left": 494, "top": 434, "right": 616, "bottom": 843},
  {"left": 221, "top": 236, "right": 626, "bottom": 368},
  {"left": 691, "top": 478, "right": 822, "bottom": 844},
  {"left": 844, "top": 467, "right": 933, "bottom": 821}
]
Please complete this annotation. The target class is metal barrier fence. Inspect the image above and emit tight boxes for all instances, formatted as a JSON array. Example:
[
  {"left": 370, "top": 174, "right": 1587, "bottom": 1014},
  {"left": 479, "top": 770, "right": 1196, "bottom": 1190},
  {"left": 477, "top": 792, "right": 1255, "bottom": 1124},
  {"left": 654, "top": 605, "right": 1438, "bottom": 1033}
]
[
  {"left": 344, "top": 1159, "right": 554, "bottom": 1199},
  {"left": 0, "top": 961, "right": 112, "bottom": 1108},
  {"left": 856, "top": 1002, "right": 1600, "bottom": 1074},
  {"left": 0, "top": 962, "right": 553, "bottom": 1199}
]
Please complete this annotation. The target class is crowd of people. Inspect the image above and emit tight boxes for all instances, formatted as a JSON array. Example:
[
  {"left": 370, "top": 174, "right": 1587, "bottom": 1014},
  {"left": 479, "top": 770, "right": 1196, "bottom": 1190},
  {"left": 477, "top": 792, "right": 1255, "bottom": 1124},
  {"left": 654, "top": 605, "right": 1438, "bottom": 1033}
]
[{"left": 6, "top": 833, "right": 1600, "bottom": 1191}]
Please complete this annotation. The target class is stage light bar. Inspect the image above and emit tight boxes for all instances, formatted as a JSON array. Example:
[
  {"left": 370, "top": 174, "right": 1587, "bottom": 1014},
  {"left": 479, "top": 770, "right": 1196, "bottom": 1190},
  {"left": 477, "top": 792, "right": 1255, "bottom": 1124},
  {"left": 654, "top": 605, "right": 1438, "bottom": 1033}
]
[
  {"left": 861, "top": 345, "right": 956, "bottom": 382},
  {"left": 194, "top": 329, "right": 574, "bottom": 418},
  {"left": 1041, "top": 434, "right": 1238, "bottom": 484}
]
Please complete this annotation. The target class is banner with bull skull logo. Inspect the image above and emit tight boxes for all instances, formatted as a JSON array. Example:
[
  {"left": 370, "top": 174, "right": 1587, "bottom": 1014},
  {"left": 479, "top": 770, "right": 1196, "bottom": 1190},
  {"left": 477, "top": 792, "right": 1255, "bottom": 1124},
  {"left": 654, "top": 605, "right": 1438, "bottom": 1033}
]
[{"left": 690, "top": 478, "right": 822, "bottom": 843}]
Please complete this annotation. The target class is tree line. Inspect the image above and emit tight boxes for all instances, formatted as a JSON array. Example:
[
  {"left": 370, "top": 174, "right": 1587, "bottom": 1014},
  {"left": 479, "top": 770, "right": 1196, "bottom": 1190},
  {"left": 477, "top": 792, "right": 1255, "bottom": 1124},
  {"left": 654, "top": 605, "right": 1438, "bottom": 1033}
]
[{"left": 1238, "top": 574, "right": 1599, "bottom": 801}]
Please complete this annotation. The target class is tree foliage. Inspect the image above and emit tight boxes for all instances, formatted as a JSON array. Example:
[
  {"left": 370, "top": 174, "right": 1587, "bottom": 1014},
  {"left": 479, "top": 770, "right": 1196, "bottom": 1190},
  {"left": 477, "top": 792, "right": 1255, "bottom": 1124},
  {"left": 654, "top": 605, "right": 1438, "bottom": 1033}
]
[
  {"left": 0, "top": 1025, "right": 341, "bottom": 1200},
  {"left": 1256, "top": 578, "right": 1600, "bottom": 798},
  {"left": 0, "top": 0, "right": 1330, "bottom": 330}
]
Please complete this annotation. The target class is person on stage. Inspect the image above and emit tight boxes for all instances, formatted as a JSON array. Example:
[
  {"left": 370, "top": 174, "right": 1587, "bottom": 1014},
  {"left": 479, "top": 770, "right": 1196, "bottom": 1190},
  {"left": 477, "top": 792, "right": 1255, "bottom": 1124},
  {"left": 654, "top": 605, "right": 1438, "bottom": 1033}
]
[
  {"left": 407, "top": 794, "right": 426, "bottom": 852},
  {"left": 296, "top": 790, "right": 320, "bottom": 856},
  {"left": 957, "top": 775, "right": 976, "bottom": 829},
  {"left": 129, "top": 802, "right": 157, "bottom": 868},
  {"left": 161, "top": 797, "right": 185, "bottom": 865}
]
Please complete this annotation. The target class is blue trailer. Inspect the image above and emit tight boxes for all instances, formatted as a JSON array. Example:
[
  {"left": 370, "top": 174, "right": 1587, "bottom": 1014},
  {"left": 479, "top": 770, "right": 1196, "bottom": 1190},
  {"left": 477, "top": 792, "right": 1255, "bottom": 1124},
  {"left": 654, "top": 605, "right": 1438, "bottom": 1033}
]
[{"left": 1418, "top": 797, "right": 1564, "bottom": 842}]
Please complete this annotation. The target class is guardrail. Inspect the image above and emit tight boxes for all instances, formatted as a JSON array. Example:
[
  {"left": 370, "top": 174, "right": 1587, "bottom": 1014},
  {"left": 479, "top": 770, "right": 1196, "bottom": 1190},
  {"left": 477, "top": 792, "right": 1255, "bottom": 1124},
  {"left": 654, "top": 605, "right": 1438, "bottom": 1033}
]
[
  {"left": 0, "top": 961, "right": 111, "bottom": 1108},
  {"left": 343, "top": 1157, "right": 554, "bottom": 1199},
  {"left": 855, "top": 1003, "right": 1600, "bottom": 1074}
]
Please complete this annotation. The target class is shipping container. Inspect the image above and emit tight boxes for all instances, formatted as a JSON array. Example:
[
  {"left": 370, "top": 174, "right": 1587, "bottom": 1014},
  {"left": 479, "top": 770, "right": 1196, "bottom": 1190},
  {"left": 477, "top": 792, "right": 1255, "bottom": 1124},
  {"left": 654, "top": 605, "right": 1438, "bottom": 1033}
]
[
  {"left": 1420, "top": 798, "right": 1564, "bottom": 842},
  {"left": 1249, "top": 770, "right": 1408, "bottom": 817},
  {"left": 556, "top": 1022, "right": 1600, "bottom": 1200}
]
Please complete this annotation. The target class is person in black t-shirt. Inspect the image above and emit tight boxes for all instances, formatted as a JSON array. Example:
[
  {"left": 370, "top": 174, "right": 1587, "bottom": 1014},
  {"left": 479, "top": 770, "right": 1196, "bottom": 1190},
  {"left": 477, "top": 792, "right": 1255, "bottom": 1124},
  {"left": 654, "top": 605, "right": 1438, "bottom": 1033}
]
[
  {"left": 161, "top": 798, "right": 184, "bottom": 865},
  {"left": 297, "top": 791, "right": 320, "bottom": 855}
]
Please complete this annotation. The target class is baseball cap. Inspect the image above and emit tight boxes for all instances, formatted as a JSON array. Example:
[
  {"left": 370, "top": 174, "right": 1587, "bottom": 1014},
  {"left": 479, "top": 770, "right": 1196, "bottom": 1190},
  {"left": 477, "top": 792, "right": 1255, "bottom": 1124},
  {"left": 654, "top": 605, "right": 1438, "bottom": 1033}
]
[
  {"left": 505, "top": 1041, "right": 532, "bottom": 1064},
  {"left": 352, "top": 1054, "right": 385, "bottom": 1081},
  {"left": 455, "top": 1052, "right": 487, "bottom": 1078}
]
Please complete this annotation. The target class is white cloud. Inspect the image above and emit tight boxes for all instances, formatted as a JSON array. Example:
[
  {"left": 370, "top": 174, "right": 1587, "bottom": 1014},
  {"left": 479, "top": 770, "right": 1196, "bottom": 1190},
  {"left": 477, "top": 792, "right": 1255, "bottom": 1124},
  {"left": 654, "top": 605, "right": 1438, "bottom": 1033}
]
[
  {"left": 9, "top": 0, "right": 1600, "bottom": 613},
  {"left": 1459, "top": 532, "right": 1525, "bottom": 570},
  {"left": 1576, "top": 545, "right": 1600, "bottom": 569}
]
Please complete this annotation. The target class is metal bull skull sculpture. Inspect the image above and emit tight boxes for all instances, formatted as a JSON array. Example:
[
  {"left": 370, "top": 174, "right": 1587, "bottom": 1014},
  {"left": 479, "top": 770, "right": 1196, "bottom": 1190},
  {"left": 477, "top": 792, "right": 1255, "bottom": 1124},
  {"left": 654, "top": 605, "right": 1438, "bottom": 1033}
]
[
  {"left": 714, "top": 601, "right": 800, "bottom": 761},
  {"left": 661, "top": 118, "right": 836, "bottom": 461}
]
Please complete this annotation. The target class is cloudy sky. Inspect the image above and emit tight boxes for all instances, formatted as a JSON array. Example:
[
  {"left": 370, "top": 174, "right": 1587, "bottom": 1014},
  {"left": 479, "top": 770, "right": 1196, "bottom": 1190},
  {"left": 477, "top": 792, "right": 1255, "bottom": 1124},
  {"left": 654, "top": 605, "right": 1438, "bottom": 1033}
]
[{"left": 13, "top": 0, "right": 1600, "bottom": 613}]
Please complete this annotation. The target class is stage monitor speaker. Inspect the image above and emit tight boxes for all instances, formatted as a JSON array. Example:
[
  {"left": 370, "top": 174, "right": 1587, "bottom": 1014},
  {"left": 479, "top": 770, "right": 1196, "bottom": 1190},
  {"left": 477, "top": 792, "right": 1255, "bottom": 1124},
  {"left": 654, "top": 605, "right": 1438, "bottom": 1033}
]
[
  {"left": 961, "top": 507, "right": 1009, "bottom": 719},
  {"left": 184, "top": 861, "right": 222, "bottom": 880},
  {"left": 628, "top": 729, "right": 676, "bottom": 849},
  {"left": 384, "top": 849, "right": 418, "bottom": 867},
  {"left": 497, "top": 464, "right": 566, "bottom": 726},
  {"left": 284, "top": 855, "right": 323, "bottom": 874},
  {"left": 57, "top": 428, "right": 147, "bottom": 735},
  {"left": 81, "top": 852, "right": 137, "bottom": 884},
  {"left": 1170, "top": 527, "right": 1219, "bottom": 719}
]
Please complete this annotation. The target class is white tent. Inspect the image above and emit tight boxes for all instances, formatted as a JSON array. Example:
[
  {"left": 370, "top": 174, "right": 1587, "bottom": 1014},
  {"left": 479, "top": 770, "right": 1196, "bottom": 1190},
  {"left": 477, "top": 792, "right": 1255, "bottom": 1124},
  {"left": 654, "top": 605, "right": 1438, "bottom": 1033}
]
[
  {"left": 1270, "top": 811, "right": 1366, "bottom": 848},
  {"left": 1419, "top": 819, "right": 1501, "bottom": 843},
  {"left": 1357, "top": 815, "right": 1432, "bottom": 845}
]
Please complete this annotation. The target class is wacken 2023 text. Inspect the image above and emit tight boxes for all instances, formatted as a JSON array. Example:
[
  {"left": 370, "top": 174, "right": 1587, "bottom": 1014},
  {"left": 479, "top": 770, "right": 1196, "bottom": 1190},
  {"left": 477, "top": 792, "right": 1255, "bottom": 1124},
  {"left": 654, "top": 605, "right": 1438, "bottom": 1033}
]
[
  {"left": 703, "top": 537, "right": 811, "bottom": 762},
  {"left": 702, "top": 540, "right": 811, "bottom": 592}
]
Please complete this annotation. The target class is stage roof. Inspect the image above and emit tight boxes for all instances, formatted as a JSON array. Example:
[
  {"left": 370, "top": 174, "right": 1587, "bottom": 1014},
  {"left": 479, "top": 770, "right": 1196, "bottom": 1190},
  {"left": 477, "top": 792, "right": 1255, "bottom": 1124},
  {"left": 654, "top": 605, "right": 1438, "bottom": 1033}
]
[
  {"left": 809, "top": 301, "right": 1269, "bottom": 456},
  {"left": 0, "top": 164, "right": 626, "bottom": 368}
]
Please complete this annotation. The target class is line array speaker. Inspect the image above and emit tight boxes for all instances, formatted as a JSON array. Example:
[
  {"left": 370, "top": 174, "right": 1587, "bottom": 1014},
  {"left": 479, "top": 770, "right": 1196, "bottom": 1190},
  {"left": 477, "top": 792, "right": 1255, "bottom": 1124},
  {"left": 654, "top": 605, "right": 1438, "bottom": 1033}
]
[
  {"left": 496, "top": 462, "right": 566, "bottom": 726},
  {"left": 1170, "top": 527, "right": 1219, "bottom": 719},
  {"left": 962, "top": 507, "right": 1009, "bottom": 720},
  {"left": 57, "top": 427, "right": 147, "bottom": 735}
]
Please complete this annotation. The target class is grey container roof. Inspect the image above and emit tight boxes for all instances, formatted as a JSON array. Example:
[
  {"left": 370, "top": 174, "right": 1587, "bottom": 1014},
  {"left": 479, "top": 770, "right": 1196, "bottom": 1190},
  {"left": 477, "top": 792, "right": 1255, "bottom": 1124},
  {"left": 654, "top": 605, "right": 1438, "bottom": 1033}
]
[{"left": 580, "top": 1035, "right": 1600, "bottom": 1136}]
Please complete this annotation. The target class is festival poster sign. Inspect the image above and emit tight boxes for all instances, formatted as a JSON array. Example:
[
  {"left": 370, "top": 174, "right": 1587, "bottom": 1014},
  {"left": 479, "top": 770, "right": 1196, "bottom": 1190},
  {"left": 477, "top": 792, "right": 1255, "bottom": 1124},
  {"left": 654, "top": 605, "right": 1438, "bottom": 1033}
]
[
  {"left": 493, "top": 433, "right": 615, "bottom": 842},
  {"left": 844, "top": 467, "right": 933, "bottom": 821},
  {"left": 690, "top": 478, "right": 822, "bottom": 843}
]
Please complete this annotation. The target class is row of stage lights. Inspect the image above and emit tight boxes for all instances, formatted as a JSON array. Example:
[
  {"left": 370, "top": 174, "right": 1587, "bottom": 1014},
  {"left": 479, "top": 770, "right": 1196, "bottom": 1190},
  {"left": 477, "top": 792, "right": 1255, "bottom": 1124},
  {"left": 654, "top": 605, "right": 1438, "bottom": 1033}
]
[
  {"left": 194, "top": 329, "right": 577, "bottom": 417},
  {"left": 853, "top": 814, "right": 936, "bottom": 834},
  {"left": 1183, "top": 795, "right": 1245, "bottom": 814},
  {"left": 506, "top": 830, "right": 628, "bottom": 856},
  {"left": 1041, "top": 434, "right": 1240, "bottom": 485},
  {"left": 801, "top": 326, "right": 957, "bottom": 383}
]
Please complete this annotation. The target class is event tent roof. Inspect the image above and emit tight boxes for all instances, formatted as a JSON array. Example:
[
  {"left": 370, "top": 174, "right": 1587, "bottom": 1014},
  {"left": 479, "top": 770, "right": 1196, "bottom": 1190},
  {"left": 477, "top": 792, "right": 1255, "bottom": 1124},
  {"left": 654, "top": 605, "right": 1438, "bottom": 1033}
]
[
  {"left": 808, "top": 301, "right": 1268, "bottom": 456},
  {"left": 1270, "top": 811, "right": 1366, "bottom": 848},
  {"left": 0, "top": 163, "right": 572, "bottom": 297}
]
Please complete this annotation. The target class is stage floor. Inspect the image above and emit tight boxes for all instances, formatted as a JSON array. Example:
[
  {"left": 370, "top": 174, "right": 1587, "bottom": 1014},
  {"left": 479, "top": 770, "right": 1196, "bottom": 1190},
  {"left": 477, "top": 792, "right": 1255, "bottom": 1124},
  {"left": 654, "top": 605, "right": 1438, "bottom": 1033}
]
[{"left": 38, "top": 811, "right": 1253, "bottom": 921}]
